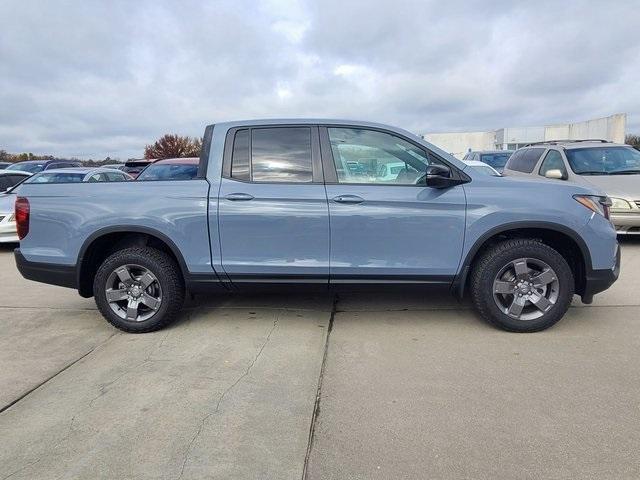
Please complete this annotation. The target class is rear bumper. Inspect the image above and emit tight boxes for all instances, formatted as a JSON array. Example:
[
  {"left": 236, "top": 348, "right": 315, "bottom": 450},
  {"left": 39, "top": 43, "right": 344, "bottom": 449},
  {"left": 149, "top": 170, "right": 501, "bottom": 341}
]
[
  {"left": 581, "top": 244, "right": 620, "bottom": 303},
  {"left": 0, "top": 220, "right": 18, "bottom": 243},
  {"left": 14, "top": 249, "right": 77, "bottom": 289}
]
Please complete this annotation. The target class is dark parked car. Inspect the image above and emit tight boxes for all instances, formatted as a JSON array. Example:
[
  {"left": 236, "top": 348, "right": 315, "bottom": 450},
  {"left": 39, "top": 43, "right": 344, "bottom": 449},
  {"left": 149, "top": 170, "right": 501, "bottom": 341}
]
[
  {"left": 0, "top": 162, "right": 11, "bottom": 170},
  {"left": 0, "top": 170, "right": 32, "bottom": 192},
  {"left": 463, "top": 150, "right": 514, "bottom": 173},
  {"left": 122, "top": 159, "right": 156, "bottom": 179},
  {"left": 5, "top": 159, "right": 82, "bottom": 174},
  {"left": 136, "top": 157, "right": 199, "bottom": 181}
]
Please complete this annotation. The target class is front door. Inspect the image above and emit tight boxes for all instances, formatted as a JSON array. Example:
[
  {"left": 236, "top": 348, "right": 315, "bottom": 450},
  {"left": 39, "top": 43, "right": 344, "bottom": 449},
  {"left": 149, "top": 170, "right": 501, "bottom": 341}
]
[
  {"left": 321, "top": 126, "right": 466, "bottom": 284},
  {"left": 218, "top": 125, "right": 329, "bottom": 285}
]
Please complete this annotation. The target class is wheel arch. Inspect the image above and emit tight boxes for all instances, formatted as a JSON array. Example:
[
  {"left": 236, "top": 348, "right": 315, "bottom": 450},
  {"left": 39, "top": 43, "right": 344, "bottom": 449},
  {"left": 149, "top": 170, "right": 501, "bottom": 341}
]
[
  {"left": 452, "top": 221, "right": 591, "bottom": 299},
  {"left": 77, "top": 226, "right": 189, "bottom": 298}
]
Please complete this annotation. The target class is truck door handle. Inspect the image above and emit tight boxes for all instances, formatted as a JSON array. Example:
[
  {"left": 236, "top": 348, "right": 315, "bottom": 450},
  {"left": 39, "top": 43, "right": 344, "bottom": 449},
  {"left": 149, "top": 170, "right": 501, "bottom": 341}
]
[
  {"left": 332, "top": 195, "right": 364, "bottom": 204},
  {"left": 224, "top": 193, "right": 254, "bottom": 201}
]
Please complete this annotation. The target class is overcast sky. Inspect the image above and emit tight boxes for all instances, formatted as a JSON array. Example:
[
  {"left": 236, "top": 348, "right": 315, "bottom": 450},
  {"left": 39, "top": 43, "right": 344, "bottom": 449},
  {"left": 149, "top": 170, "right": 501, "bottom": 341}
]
[{"left": 1, "top": 0, "right": 638, "bottom": 159}]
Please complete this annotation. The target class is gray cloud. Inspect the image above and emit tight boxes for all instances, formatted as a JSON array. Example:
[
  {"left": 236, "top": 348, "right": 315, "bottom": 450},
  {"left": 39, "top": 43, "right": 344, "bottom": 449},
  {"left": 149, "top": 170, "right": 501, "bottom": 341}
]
[{"left": 0, "top": 0, "right": 638, "bottom": 159}]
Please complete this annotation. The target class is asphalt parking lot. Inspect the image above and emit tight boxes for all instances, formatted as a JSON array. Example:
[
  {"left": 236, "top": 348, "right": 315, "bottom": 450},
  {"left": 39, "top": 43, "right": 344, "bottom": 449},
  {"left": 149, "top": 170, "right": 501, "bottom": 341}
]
[{"left": 1, "top": 241, "right": 639, "bottom": 479}]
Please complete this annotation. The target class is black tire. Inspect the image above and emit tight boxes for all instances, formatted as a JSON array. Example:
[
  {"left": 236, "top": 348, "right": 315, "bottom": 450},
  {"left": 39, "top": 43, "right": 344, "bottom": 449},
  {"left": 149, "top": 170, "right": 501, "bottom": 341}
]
[
  {"left": 469, "top": 239, "right": 574, "bottom": 332},
  {"left": 93, "top": 247, "right": 185, "bottom": 333}
]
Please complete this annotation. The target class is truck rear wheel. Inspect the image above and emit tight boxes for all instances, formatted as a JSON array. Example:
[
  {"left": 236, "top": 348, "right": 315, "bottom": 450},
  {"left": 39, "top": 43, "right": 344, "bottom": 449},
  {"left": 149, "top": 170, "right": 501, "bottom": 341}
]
[
  {"left": 93, "top": 247, "right": 185, "bottom": 333},
  {"left": 469, "top": 239, "right": 574, "bottom": 332}
]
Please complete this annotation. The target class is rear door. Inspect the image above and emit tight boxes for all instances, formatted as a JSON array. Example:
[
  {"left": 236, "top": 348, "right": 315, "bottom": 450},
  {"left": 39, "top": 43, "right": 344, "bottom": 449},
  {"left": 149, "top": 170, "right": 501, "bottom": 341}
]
[
  {"left": 218, "top": 125, "right": 330, "bottom": 285},
  {"left": 321, "top": 126, "right": 467, "bottom": 284}
]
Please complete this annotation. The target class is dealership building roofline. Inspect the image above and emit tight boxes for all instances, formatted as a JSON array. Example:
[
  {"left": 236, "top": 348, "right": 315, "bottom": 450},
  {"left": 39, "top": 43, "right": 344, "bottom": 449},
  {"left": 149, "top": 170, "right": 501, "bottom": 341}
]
[{"left": 422, "top": 113, "right": 626, "bottom": 159}]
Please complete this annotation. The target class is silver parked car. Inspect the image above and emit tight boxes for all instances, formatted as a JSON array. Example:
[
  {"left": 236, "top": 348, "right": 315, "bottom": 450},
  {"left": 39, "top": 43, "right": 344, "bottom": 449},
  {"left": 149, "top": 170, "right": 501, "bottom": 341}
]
[
  {"left": 502, "top": 140, "right": 640, "bottom": 234},
  {"left": 462, "top": 159, "right": 501, "bottom": 176},
  {"left": 26, "top": 167, "right": 133, "bottom": 184},
  {"left": 463, "top": 150, "right": 514, "bottom": 173}
]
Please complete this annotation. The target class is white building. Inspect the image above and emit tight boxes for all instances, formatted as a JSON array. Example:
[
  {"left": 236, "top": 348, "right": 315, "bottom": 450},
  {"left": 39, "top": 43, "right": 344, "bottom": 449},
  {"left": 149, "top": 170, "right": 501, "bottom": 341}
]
[{"left": 423, "top": 113, "right": 627, "bottom": 159}]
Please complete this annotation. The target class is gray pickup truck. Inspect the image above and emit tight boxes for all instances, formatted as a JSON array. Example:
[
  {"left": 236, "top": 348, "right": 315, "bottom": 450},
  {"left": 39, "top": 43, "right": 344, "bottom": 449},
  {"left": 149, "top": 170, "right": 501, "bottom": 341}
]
[{"left": 14, "top": 119, "right": 619, "bottom": 333}]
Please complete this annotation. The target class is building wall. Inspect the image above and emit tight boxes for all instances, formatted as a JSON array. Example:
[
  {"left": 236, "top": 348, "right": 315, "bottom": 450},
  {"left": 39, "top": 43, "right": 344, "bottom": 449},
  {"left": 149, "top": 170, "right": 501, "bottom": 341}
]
[
  {"left": 423, "top": 131, "right": 495, "bottom": 158},
  {"left": 558, "top": 113, "right": 626, "bottom": 144},
  {"left": 422, "top": 113, "right": 627, "bottom": 159}
]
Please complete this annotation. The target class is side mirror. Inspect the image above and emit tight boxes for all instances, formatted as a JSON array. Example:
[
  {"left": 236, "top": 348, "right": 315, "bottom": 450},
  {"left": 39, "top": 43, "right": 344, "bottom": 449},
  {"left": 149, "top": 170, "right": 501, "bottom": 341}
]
[
  {"left": 424, "top": 164, "right": 452, "bottom": 188},
  {"left": 544, "top": 169, "right": 566, "bottom": 180}
]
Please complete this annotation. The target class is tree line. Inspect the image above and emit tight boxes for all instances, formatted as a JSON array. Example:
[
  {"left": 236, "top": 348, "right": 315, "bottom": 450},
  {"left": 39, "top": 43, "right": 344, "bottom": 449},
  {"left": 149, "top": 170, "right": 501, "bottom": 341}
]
[{"left": 0, "top": 134, "right": 202, "bottom": 165}]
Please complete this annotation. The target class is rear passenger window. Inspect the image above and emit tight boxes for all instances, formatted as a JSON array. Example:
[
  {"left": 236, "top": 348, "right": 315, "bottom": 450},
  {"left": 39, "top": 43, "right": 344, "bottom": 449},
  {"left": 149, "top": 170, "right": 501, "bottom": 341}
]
[
  {"left": 230, "top": 127, "right": 313, "bottom": 183},
  {"left": 252, "top": 128, "right": 312, "bottom": 182},
  {"left": 506, "top": 148, "right": 545, "bottom": 173},
  {"left": 231, "top": 129, "right": 250, "bottom": 181}
]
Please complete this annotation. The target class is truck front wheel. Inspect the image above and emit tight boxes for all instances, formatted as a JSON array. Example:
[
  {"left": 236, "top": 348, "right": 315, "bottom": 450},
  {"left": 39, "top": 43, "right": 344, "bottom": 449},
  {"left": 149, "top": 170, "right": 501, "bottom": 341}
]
[
  {"left": 93, "top": 247, "right": 185, "bottom": 333},
  {"left": 469, "top": 239, "right": 574, "bottom": 332}
]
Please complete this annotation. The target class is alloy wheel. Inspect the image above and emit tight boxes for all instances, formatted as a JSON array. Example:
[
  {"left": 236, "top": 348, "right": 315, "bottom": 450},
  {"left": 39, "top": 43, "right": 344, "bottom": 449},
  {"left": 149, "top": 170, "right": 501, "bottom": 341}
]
[
  {"left": 492, "top": 257, "right": 560, "bottom": 321},
  {"left": 105, "top": 264, "right": 162, "bottom": 322}
]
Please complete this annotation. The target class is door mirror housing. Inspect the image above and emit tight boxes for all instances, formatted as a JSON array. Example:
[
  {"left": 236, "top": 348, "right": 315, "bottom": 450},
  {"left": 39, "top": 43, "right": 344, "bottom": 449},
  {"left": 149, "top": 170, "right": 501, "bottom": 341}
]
[
  {"left": 544, "top": 169, "right": 566, "bottom": 180},
  {"left": 423, "top": 164, "right": 453, "bottom": 188}
]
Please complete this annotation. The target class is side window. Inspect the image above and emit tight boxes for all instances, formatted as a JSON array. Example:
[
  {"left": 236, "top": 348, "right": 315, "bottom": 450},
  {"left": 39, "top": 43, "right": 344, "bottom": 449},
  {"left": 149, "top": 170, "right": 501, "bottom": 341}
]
[
  {"left": 231, "top": 129, "right": 250, "bottom": 181},
  {"left": 251, "top": 127, "right": 312, "bottom": 182},
  {"left": 327, "top": 127, "right": 437, "bottom": 185},
  {"left": 88, "top": 173, "right": 108, "bottom": 182},
  {"left": 0, "top": 177, "right": 12, "bottom": 190},
  {"left": 506, "top": 148, "right": 544, "bottom": 173},
  {"left": 539, "top": 150, "right": 567, "bottom": 178},
  {"left": 104, "top": 172, "right": 124, "bottom": 181}
]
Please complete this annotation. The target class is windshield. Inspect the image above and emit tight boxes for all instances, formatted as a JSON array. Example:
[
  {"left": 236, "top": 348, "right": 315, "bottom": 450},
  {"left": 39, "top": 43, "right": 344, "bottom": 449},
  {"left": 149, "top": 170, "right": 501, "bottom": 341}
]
[
  {"left": 472, "top": 165, "right": 500, "bottom": 176},
  {"left": 27, "top": 172, "right": 85, "bottom": 183},
  {"left": 566, "top": 147, "right": 640, "bottom": 175},
  {"left": 480, "top": 153, "right": 512, "bottom": 169},
  {"left": 6, "top": 162, "right": 45, "bottom": 173},
  {"left": 137, "top": 164, "right": 198, "bottom": 181}
]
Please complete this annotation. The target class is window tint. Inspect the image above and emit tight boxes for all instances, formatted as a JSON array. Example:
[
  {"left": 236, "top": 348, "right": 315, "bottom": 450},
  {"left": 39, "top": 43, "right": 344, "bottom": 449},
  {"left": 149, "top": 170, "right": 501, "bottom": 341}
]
[
  {"left": 105, "top": 171, "right": 126, "bottom": 181},
  {"left": 327, "top": 127, "right": 438, "bottom": 185},
  {"left": 137, "top": 163, "right": 199, "bottom": 181},
  {"left": 251, "top": 127, "right": 312, "bottom": 182},
  {"left": 27, "top": 172, "right": 84, "bottom": 183},
  {"left": 0, "top": 177, "right": 12, "bottom": 191},
  {"left": 6, "top": 163, "right": 44, "bottom": 173},
  {"left": 480, "top": 152, "right": 512, "bottom": 169},
  {"left": 539, "top": 150, "right": 567, "bottom": 177},
  {"left": 231, "top": 129, "right": 250, "bottom": 181},
  {"left": 506, "top": 148, "right": 544, "bottom": 173},
  {"left": 88, "top": 173, "right": 110, "bottom": 182}
]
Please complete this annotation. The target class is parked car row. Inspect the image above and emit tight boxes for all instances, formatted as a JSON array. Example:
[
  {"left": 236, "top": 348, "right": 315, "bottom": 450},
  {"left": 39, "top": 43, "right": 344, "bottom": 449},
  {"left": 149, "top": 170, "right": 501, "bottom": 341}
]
[{"left": 0, "top": 158, "right": 200, "bottom": 244}]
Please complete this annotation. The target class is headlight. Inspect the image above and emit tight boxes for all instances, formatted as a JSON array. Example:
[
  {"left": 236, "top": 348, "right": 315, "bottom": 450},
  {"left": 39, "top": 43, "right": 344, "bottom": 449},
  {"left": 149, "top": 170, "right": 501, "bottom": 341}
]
[
  {"left": 574, "top": 195, "right": 611, "bottom": 219},
  {"left": 610, "top": 197, "right": 632, "bottom": 210}
]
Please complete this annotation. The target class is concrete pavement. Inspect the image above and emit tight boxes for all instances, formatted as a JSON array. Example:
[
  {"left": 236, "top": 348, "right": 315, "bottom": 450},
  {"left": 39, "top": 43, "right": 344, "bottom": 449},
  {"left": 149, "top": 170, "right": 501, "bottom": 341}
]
[
  {"left": 306, "top": 239, "right": 640, "bottom": 480},
  {"left": 1, "top": 240, "right": 639, "bottom": 479}
]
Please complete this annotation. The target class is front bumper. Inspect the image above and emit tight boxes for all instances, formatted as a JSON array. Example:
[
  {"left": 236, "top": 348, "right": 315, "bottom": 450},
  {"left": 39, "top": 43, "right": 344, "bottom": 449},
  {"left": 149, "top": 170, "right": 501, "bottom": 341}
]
[
  {"left": 610, "top": 212, "right": 640, "bottom": 234},
  {"left": 14, "top": 249, "right": 77, "bottom": 289},
  {"left": 581, "top": 243, "right": 620, "bottom": 303}
]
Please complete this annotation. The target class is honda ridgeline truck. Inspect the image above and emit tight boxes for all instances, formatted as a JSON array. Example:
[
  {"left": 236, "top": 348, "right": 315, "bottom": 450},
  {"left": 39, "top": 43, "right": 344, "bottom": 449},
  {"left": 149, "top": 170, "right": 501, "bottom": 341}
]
[{"left": 14, "top": 120, "right": 620, "bottom": 333}]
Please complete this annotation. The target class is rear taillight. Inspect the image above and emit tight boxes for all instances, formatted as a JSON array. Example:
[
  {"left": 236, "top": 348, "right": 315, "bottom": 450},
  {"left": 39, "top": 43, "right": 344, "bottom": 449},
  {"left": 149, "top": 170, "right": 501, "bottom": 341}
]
[{"left": 15, "top": 197, "right": 30, "bottom": 240}]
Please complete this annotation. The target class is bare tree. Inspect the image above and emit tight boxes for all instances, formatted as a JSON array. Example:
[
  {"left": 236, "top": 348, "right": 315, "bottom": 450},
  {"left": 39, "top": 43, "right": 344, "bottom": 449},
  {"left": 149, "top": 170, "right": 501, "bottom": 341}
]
[
  {"left": 625, "top": 134, "right": 640, "bottom": 148},
  {"left": 143, "top": 134, "right": 202, "bottom": 160}
]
